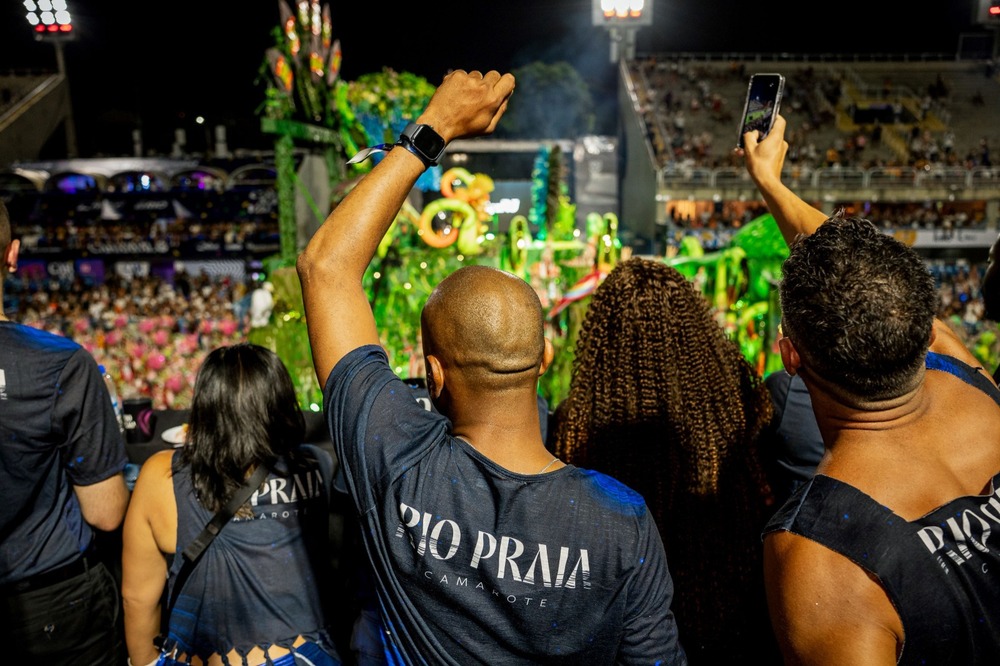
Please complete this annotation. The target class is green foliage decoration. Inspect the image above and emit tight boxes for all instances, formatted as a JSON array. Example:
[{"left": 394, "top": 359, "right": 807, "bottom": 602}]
[
  {"left": 344, "top": 69, "right": 437, "bottom": 145},
  {"left": 246, "top": 266, "right": 323, "bottom": 412}
]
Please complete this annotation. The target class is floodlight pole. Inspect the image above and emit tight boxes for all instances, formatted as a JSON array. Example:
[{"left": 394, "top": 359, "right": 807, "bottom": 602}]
[
  {"left": 609, "top": 27, "right": 621, "bottom": 63},
  {"left": 26, "top": 0, "right": 79, "bottom": 158},
  {"left": 593, "top": 1, "right": 649, "bottom": 64},
  {"left": 52, "top": 39, "right": 78, "bottom": 158},
  {"left": 608, "top": 26, "right": 638, "bottom": 63}
]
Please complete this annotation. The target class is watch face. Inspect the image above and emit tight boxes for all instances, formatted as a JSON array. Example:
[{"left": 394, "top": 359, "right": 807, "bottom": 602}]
[{"left": 409, "top": 125, "right": 445, "bottom": 162}]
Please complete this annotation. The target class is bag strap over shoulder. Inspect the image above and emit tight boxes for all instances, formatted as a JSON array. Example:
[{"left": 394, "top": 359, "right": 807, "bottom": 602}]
[{"left": 165, "top": 463, "right": 271, "bottom": 620}]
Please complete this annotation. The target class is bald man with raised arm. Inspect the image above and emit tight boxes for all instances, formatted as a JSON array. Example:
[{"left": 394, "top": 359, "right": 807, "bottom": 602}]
[
  {"left": 742, "top": 115, "right": 1000, "bottom": 664},
  {"left": 297, "top": 69, "right": 686, "bottom": 665}
]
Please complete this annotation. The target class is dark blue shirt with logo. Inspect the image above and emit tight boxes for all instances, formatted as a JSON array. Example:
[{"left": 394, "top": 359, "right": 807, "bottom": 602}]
[{"left": 325, "top": 345, "right": 687, "bottom": 665}]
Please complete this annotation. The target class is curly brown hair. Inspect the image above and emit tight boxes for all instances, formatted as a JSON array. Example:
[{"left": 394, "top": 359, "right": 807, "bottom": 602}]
[{"left": 551, "top": 257, "right": 777, "bottom": 663}]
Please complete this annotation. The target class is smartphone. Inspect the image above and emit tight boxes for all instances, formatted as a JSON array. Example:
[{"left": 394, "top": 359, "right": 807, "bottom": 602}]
[{"left": 736, "top": 73, "right": 785, "bottom": 149}]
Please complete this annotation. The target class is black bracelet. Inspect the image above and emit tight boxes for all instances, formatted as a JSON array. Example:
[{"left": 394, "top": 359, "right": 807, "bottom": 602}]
[{"left": 395, "top": 135, "right": 437, "bottom": 169}]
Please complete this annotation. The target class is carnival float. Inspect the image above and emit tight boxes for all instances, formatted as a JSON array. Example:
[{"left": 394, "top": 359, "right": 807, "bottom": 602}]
[
  {"left": 241, "top": 0, "right": 794, "bottom": 409},
  {"left": 249, "top": 0, "right": 999, "bottom": 411}
]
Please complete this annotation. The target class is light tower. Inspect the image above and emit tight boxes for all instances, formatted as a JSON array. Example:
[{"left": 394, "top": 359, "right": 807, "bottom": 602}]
[
  {"left": 23, "top": 0, "right": 78, "bottom": 157},
  {"left": 592, "top": 0, "right": 653, "bottom": 63},
  {"left": 988, "top": 0, "right": 1000, "bottom": 58}
]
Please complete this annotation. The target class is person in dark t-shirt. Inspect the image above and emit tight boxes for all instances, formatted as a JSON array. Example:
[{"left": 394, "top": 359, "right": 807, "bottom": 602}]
[
  {"left": 763, "top": 369, "right": 824, "bottom": 507},
  {"left": 298, "top": 68, "right": 687, "bottom": 664},
  {"left": 0, "top": 199, "right": 130, "bottom": 666}
]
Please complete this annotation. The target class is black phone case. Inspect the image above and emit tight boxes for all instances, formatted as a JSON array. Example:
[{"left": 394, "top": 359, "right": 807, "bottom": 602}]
[{"left": 737, "top": 73, "right": 785, "bottom": 149}]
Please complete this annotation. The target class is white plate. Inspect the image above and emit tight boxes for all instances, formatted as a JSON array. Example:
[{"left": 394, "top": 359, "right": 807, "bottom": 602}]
[{"left": 161, "top": 424, "right": 189, "bottom": 447}]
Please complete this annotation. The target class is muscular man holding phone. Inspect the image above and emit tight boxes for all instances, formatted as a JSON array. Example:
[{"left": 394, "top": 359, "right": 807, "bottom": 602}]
[{"left": 742, "top": 115, "right": 1000, "bottom": 663}]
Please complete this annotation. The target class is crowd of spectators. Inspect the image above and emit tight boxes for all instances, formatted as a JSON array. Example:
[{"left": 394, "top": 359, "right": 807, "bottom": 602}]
[
  {"left": 630, "top": 56, "right": 998, "bottom": 173},
  {"left": 666, "top": 200, "right": 988, "bottom": 251},
  {"left": 860, "top": 202, "right": 982, "bottom": 230},
  {"left": 624, "top": 56, "right": 999, "bottom": 261},
  {"left": 4, "top": 251, "right": 996, "bottom": 412},
  {"left": 13, "top": 217, "right": 279, "bottom": 255},
  {"left": 663, "top": 201, "right": 770, "bottom": 250},
  {"left": 932, "top": 259, "right": 990, "bottom": 333},
  {"left": 19, "top": 203, "right": 978, "bottom": 260},
  {"left": 3, "top": 271, "right": 251, "bottom": 409}
]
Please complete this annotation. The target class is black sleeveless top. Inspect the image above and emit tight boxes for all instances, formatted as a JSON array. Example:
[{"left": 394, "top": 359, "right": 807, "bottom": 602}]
[
  {"left": 765, "top": 473, "right": 1000, "bottom": 664},
  {"left": 165, "top": 447, "right": 337, "bottom": 664},
  {"left": 764, "top": 352, "right": 1000, "bottom": 663}
]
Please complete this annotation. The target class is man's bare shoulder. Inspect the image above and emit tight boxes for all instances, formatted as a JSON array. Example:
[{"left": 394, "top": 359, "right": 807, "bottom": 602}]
[
  {"left": 764, "top": 530, "right": 902, "bottom": 665},
  {"left": 930, "top": 319, "right": 997, "bottom": 387}
]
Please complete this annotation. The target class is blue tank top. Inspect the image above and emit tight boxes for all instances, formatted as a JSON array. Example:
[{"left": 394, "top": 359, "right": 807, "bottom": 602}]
[
  {"left": 925, "top": 350, "right": 1000, "bottom": 408},
  {"left": 166, "top": 447, "right": 336, "bottom": 664}
]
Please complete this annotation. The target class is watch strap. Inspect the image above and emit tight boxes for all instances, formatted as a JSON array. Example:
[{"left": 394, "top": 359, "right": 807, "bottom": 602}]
[
  {"left": 346, "top": 142, "right": 393, "bottom": 165},
  {"left": 345, "top": 123, "right": 445, "bottom": 169},
  {"left": 396, "top": 138, "right": 435, "bottom": 169}
]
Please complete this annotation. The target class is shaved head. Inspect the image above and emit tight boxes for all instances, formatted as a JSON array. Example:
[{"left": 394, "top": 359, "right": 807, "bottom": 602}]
[{"left": 421, "top": 265, "right": 545, "bottom": 391}]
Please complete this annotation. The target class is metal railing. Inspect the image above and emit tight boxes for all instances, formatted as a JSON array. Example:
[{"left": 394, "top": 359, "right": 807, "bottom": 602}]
[
  {"left": 640, "top": 52, "right": 969, "bottom": 64},
  {"left": 659, "top": 165, "right": 1000, "bottom": 191}
]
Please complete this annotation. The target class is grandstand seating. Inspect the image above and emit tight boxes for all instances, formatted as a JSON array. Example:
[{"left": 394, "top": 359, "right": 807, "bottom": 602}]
[
  {"left": 622, "top": 54, "right": 1000, "bottom": 253},
  {"left": 2, "top": 54, "right": 998, "bottom": 259},
  {"left": 628, "top": 56, "right": 1000, "bottom": 170}
]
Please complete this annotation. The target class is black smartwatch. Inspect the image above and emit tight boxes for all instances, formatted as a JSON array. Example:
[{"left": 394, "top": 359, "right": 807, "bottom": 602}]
[{"left": 397, "top": 122, "right": 446, "bottom": 168}]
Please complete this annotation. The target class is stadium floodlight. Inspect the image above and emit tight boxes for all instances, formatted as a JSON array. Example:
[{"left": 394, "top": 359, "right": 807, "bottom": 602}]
[
  {"left": 23, "top": 0, "right": 77, "bottom": 157},
  {"left": 24, "top": 0, "right": 74, "bottom": 40},
  {"left": 973, "top": 0, "right": 1000, "bottom": 24},
  {"left": 592, "top": 0, "right": 652, "bottom": 62},
  {"left": 593, "top": 0, "right": 653, "bottom": 27}
]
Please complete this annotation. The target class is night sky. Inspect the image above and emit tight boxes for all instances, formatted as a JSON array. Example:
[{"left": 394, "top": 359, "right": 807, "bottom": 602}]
[{"left": 0, "top": 0, "right": 987, "bottom": 157}]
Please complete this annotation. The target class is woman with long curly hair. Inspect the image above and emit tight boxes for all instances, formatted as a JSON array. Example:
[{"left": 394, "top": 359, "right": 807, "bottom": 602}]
[{"left": 550, "top": 257, "right": 779, "bottom": 664}]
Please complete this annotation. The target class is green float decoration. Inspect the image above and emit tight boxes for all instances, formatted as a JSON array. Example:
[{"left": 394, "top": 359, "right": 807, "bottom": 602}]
[
  {"left": 256, "top": 0, "right": 367, "bottom": 407},
  {"left": 255, "top": 2, "right": 444, "bottom": 407},
  {"left": 253, "top": 4, "right": 835, "bottom": 410},
  {"left": 663, "top": 213, "right": 789, "bottom": 377}
]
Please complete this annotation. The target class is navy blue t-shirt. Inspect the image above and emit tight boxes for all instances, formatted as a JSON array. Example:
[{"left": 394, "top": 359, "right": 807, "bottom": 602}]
[
  {"left": 0, "top": 322, "right": 127, "bottom": 584},
  {"left": 764, "top": 369, "right": 824, "bottom": 506},
  {"left": 324, "top": 345, "right": 687, "bottom": 665}
]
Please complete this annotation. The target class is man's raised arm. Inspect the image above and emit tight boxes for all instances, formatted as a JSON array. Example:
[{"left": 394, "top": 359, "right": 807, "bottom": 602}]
[
  {"left": 296, "top": 69, "right": 515, "bottom": 386},
  {"left": 743, "top": 115, "right": 993, "bottom": 378},
  {"left": 741, "top": 114, "right": 829, "bottom": 246}
]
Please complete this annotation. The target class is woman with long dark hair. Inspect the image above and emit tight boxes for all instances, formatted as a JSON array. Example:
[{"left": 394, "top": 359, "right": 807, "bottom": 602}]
[
  {"left": 122, "top": 343, "right": 340, "bottom": 666},
  {"left": 550, "top": 257, "right": 778, "bottom": 664}
]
